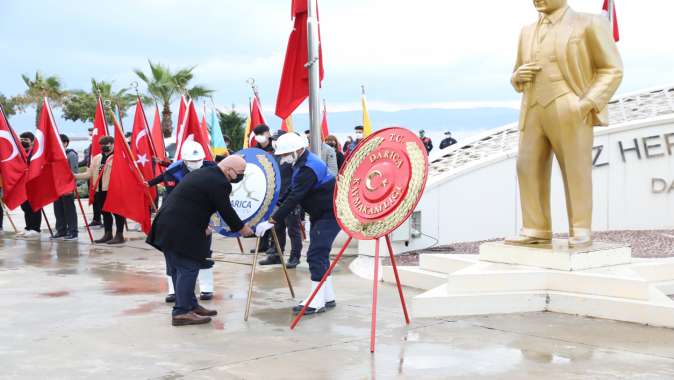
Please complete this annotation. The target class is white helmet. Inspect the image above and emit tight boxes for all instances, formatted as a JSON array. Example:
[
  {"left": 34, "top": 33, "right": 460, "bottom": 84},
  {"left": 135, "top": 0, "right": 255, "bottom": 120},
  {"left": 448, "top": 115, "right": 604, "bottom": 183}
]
[
  {"left": 181, "top": 140, "right": 205, "bottom": 161},
  {"left": 274, "top": 132, "right": 307, "bottom": 155}
]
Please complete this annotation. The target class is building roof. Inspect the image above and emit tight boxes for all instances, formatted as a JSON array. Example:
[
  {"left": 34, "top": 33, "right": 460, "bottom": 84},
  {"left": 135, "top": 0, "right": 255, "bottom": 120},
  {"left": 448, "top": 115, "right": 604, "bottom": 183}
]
[{"left": 427, "top": 84, "right": 674, "bottom": 181}]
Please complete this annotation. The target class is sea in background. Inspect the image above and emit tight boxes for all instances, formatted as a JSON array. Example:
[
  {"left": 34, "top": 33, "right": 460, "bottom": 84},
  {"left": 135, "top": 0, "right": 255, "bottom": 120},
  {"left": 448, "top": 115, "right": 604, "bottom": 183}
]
[{"left": 6, "top": 106, "right": 519, "bottom": 159}]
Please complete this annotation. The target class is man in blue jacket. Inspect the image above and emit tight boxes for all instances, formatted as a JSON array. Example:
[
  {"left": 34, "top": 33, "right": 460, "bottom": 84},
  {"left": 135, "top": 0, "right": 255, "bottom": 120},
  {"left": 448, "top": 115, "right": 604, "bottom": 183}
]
[{"left": 256, "top": 132, "right": 341, "bottom": 315}]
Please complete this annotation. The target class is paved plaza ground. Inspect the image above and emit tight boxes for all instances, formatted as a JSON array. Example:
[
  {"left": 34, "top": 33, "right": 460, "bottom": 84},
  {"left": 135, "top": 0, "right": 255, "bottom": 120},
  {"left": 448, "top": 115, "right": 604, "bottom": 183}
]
[{"left": 0, "top": 208, "right": 672, "bottom": 379}]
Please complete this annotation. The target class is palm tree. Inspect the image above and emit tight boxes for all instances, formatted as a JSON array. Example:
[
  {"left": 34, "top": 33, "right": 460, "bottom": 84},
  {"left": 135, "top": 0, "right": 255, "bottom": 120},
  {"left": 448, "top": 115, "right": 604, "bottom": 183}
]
[
  {"left": 16, "top": 71, "right": 68, "bottom": 126},
  {"left": 134, "top": 61, "right": 213, "bottom": 137},
  {"left": 62, "top": 79, "right": 151, "bottom": 125}
]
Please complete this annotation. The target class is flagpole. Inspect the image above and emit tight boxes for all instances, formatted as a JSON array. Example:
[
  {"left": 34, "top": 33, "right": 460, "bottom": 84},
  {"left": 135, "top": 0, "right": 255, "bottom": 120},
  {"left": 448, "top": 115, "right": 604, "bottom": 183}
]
[
  {"left": 75, "top": 190, "right": 94, "bottom": 243},
  {"left": 0, "top": 199, "right": 18, "bottom": 233},
  {"left": 307, "top": 0, "right": 322, "bottom": 156},
  {"left": 608, "top": 0, "right": 614, "bottom": 26}
]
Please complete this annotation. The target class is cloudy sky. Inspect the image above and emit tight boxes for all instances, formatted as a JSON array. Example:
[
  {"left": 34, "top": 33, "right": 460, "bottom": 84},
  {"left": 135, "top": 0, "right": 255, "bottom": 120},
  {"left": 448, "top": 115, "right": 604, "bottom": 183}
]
[{"left": 1, "top": 0, "right": 673, "bottom": 126}]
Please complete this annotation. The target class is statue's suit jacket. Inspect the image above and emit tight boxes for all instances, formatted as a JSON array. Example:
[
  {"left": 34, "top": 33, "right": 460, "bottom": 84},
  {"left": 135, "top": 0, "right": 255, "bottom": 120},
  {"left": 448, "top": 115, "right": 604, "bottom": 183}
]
[{"left": 512, "top": 8, "right": 623, "bottom": 129}]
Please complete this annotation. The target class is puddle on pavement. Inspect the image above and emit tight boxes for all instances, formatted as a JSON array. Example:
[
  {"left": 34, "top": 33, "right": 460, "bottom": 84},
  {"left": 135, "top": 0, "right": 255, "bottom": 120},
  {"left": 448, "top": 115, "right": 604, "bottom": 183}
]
[
  {"left": 91, "top": 266, "right": 167, "bottom": 295},
  {"left": 212, "top": 319, "right": 225, "bottom": 330},
  {"left": 396, "top": 343, "right": 522, "bottom": 373},
  {"left": 38, "top": 290, "right": 71, "bottom": 298},
  {"left": 122, "top": 301, "right": 164, "bottom": 316}
]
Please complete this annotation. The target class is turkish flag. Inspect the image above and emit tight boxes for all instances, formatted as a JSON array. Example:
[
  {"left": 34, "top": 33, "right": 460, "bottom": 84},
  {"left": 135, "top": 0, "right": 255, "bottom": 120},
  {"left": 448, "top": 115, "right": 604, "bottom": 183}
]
[
  {"left": 602, "top": 0, "right": 620, "bottom": 42},
  {"left": 275, "top": 0, "right": 325, "bottom": 119},
  {"left": 91, "top": 96, "right": 109, "bottom": 161},
  {"left": 26, "top": 98, "right": 76, "bottom": 211},
  {"left": 249, "top": 96, "right": 266, "bottom": 147},
  {"left": 0, "top": 105, "right": 28, "bottom": 210},
  {"left": 89, "top": 96, "right": 109, "bottom": 204},
  {"left": 130, "top": 98, "right": 157, "bottom": 200},
  {"left": 151, "top": 105, "right": 167, "bottom": 162},
  {"left": 174, "top": 95, "right": 187, "bottom": 145},
  {"left": 175, "top": 100, "right": 213, "bottom": 161},
  {"left": 103, "top": 114, "right": 152, "bottom": 234}
]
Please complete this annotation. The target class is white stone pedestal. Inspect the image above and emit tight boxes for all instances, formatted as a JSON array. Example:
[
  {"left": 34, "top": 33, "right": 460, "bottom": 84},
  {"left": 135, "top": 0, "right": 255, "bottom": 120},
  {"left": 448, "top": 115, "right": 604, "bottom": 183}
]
[
  {"left": 391, "top": 241, "right": 674, "bottom": 329},
  {"left": 479, "top": 240, "right": 632, "bottom": 271}
]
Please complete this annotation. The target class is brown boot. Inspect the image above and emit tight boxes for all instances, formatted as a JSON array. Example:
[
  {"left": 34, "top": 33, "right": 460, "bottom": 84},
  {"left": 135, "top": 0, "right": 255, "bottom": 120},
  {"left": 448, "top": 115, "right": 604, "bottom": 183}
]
[
  {"left": 95, "top": 231, "right": 113, "bottom": 244},
  {"left": 193, "top": 305, "right": 217, "bottom": 317},
  {"left": 106, "top": 232, "right": 125, "bottom": 245},
  {"left": 172, "top": 312, "right": 211, "bottom": 326}
]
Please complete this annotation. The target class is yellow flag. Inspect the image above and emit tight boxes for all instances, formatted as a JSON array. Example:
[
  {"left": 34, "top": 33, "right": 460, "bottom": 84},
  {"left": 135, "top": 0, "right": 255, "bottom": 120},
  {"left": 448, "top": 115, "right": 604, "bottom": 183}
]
[
  {"left": 282, "top": 115, "right": 294, "bottom": 132},
  {"left": 243, "top": 114, "right": 251, "bottom": 148},
  {"left": 362, "top": 94, "right": 372, "bottom": 137}
]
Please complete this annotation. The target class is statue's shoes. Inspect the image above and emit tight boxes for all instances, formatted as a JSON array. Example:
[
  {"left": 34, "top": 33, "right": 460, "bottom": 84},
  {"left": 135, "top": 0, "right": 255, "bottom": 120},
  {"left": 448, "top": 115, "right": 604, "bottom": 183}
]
[
  {"left": 568, "top": 236, "right": 592, "bottom": 249},
  {"left": 504, "top": 235, "right": 552, "bottom": 246}
]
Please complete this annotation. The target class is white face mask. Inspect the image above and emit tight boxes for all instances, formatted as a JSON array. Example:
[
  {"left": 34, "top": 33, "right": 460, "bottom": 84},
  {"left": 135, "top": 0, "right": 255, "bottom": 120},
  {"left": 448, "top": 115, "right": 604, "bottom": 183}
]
[
  {"left": 355, "top": 132, "right": 363, "bottom": 139},
  {"left": 185, "top": 160, "right": 203, "bottom": 171},
  {"left": 279, "top": 152, "right": 298, "bottom": 166},
  {"left": 255, "top": 135, "right": 268, "bottom": 145}
]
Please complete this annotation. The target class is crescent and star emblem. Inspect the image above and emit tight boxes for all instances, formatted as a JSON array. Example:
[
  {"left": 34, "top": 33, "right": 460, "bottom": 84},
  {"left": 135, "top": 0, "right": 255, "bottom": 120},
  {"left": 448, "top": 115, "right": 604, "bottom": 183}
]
[
  {"left": 31, "top": 130, "right": 45, "bottom": 161},
  {"left": 365, "top": 170, "right": 387, "bottom": 192},
  {"left": 135, "top": 129, "right": 147, "bottom": 148},
  {"left": 0, "top": 130, "right": 19, "bottom": 162}
]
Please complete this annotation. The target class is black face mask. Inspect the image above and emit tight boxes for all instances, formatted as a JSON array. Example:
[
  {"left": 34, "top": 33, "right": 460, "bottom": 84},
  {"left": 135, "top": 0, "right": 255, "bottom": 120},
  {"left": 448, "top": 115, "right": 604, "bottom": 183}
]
[
  {"left": 21, "top": 141, "right": 31, "bottom": 149},
  {"left": 101, "top": 146, "right": 112, "bottom": 154},
  {"left": 230, "top": 173, "right": 244, "bottom": 183}
]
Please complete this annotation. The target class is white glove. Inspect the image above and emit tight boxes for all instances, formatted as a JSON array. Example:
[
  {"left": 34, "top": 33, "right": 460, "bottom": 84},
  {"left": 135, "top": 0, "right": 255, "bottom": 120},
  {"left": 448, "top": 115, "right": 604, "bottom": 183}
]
[{"left": 255, "top": 221, "right": 274, "bottom": 237}]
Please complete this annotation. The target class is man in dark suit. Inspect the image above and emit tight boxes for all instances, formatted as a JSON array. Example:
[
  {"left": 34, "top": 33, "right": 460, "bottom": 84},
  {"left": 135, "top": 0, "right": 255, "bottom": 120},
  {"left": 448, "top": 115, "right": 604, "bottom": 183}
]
[{"left": 147, "top": 155, "right": 254, "bottom": 326}]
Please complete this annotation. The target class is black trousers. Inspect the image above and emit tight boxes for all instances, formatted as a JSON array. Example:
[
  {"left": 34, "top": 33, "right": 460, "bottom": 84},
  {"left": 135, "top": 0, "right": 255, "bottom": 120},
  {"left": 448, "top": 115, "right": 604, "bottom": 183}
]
[
  {"left": 275, "top": 206, "right": 302, "bottom": 260},
  {"left": 92, "top": 189, "right": 102, "bottom": 223},
  {"left": 20, "top": 201, "right": 41, "bottom": 232},
  {"left": 54, "top": 194, "right": 78, "bottom": 236},
  {"left": 94, "top": 191, "right": 125, "bottom": 233}
]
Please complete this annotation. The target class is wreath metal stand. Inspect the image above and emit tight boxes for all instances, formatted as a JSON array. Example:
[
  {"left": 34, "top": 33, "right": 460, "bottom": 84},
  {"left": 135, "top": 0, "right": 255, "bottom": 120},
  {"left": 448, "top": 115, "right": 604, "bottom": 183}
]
[{"left": 244, "top": 229, "right": 295, "bottom": 321}]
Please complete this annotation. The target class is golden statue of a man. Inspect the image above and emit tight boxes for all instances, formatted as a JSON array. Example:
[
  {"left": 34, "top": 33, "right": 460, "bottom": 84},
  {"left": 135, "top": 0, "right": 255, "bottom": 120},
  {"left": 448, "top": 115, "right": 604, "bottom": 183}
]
[{"left": 506, "top": 0, "right": 623, "bottom": 248}]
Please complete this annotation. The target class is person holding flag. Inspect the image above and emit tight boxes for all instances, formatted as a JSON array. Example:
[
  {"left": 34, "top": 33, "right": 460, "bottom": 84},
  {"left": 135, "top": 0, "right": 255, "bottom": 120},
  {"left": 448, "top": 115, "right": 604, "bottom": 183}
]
[
  {"left": 17, "top": 132, "right": 41, "bottom": 239},
  {"left": 75, "top": 136, "right": 126, "bottom": 244},
  {"left": 50, "top": 134, "right": 79, "bottom": 241},
  {"left": 88, "top": 97, "right": 109, "bottom": 229}
]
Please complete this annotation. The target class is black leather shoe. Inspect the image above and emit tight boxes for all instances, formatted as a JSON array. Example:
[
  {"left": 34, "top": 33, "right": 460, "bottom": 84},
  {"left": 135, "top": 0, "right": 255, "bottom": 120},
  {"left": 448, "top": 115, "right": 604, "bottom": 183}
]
[
  {"left": 165, "top": 294, "right": 176, "bottom": 303},
  {"left": 292, "top": 304, "right": 325, "bottom": 315},
  {"left": 325, "top": 300, "right": 336, "bottom": 308},
  {"left": 286, "top": 257, "right": 300, "bottom": 269},
  {"left": 259, "top": 255, "right": 281, "bottom": 266},
  {"left": 199, "top": 292, "right": 213, "bottom": 301}
]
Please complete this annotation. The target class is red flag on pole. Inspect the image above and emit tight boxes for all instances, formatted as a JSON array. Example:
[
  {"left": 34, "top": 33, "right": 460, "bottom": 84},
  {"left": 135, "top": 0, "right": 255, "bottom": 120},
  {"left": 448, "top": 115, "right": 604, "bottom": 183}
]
[
  {"left": 248, "top": 96, "right": 266, "bottom": 147},
  {"left": 174, "top": 95, "right": 187, "bottom": 145},
  {"left": 602, "top": 0, "right": 620, "bottom": 42},
  {"left": 103, "top": 113, "right": 152, "bottom": 234},
  {"left": 89, "top": 96, "right": 109, "bottom": 204},
  {"left": 130, "top": 98, "right": 157, "bottom": 199},
  {"left": 91, "top": 96, "right": 109, "bottom": 160},
  {"left": 150, "top": 105, "right": 167, "bottom": 162},
  {"left": 0, "top": 105, "right": 28, "bottom": 209},
  {"left": 26, "top": 98, "right": 76, "bottom": 211},
  {"left": 275, "top": 0, "right": 325, "bottom": 119},
  {"left": 175, "top": 100, "right": 213, "bottom": 161},
  {"left": 320, "top": 102, "right": 329, "bottom": 140}
]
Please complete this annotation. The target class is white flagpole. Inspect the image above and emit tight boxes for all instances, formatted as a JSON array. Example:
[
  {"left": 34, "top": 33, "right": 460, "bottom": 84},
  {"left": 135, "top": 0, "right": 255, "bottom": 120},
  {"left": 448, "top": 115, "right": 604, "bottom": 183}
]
[{"left": 307, "top": 0, "right": 322, "bottom": 156}]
